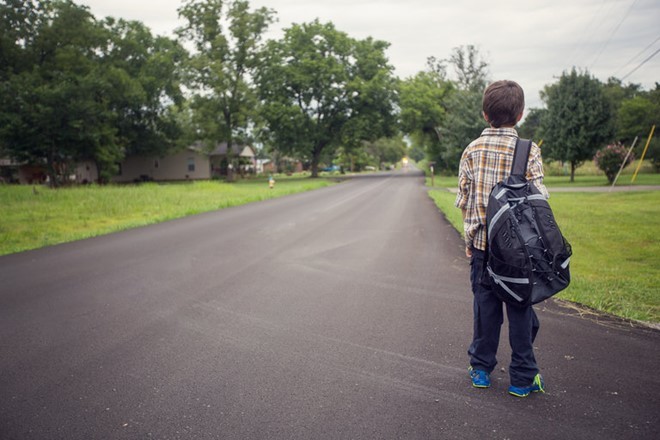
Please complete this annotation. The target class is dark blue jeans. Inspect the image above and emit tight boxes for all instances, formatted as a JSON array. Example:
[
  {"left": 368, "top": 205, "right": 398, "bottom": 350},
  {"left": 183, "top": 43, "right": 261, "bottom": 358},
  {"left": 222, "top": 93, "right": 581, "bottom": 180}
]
[{"left": 468, "top": 249, "right": 540, "bottom": 387}]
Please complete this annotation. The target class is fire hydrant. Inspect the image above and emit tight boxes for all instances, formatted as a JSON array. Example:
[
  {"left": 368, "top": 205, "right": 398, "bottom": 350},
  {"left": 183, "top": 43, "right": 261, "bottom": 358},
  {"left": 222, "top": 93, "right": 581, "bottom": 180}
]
[{"left": 268, "top": 176, "right": 275, "bottom": 189}]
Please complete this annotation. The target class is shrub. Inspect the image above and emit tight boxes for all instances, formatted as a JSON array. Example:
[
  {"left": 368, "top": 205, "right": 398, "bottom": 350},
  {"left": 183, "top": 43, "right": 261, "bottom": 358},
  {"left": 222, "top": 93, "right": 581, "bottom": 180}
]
[{"left": 593, "top": 143, "right": 634, "bottom": 183}]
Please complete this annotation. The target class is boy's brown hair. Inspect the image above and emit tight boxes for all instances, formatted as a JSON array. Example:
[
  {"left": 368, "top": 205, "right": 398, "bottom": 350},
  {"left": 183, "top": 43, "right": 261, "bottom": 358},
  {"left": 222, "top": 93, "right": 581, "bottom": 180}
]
[{"left": 482, "top": 80, "right": 525, "bottom": 128}]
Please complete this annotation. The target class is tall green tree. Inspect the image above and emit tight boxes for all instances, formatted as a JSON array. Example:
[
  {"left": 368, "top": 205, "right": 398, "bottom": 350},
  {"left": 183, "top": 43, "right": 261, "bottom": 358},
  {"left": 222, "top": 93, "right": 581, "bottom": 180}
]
[
  {"left": 517, "top": 108, "right": 547, "bottom": 142},
  {"left": 257, "top": 20, "right": 398, "bottom": 177},
  {"left": 101, "top": 18, "right": 186, "bottom": 161},
  {"left": 540, "top": 68, "right": 615, "bottom": 182},
  {"left": 0, "top": 0, "right": 46, "bottom": 79},
  {"left": 177, "top": 0, "right": 275, "bottom": 178},
  {"left": 435, "top": 46, "right": 489, "bottom": 172},
  {"left": 617, "top": 85, "right": 659, "bottom": 142},
  {"left": 617, "top": 84, "right": 660, "bottom": 170},
  {"left": 448, "top": 44, "right": 489, "bottom": 93},
  {"left": 0, "top": 0, "right": 186, "bottom": 183},
  {"left": 0, "top": 0, "right": 118, "bottom": 185},
  {"left": 399, "top": 58, "right": 454, "bottom": 151},
  {"left": 400, "top": 46, "right": 490, "bottom": 173}
]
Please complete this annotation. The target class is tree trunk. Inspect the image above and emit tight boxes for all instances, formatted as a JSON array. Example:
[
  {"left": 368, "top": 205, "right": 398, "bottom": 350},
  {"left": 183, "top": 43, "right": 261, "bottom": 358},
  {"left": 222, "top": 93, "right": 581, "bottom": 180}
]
[
  {"left": 310, "top": 153, "right": 319, "bottom": 178},
  {"left": 46, "top": 151, "right": 59, "bottom": 188},
  {"left": 225, "top": 111, "right": 235, "bottom": 182},
  {"left": 310, "top": 143, "right": 324, "bottom": 178},
  {"left": 570, "top": 161, "right": 576, "bottom": 183}
]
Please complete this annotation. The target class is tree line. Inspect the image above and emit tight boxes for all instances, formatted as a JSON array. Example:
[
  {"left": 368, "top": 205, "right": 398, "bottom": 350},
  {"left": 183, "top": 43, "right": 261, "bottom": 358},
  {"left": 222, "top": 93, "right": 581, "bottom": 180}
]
[{"left": 1, "top": 0, "right": 657, "bottom": 185}]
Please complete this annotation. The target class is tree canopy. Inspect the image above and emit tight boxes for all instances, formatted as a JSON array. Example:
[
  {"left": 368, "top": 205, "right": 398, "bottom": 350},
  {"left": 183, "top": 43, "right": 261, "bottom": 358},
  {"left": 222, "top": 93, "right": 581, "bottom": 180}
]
[
  {"left": 399, "top": 46, "right": 489, "bottom": 173},
  {"left": 256, "top": 20, "right": 398, "bottom": 177},
  {"left": 540, "top": 68, "right": 615, "bottom": 182},
  {"left": 0, "top": 0, "right": 184, "bottom": 184},
  {"left": 177, "top": 0, "right": 275, "bottom": 176}
]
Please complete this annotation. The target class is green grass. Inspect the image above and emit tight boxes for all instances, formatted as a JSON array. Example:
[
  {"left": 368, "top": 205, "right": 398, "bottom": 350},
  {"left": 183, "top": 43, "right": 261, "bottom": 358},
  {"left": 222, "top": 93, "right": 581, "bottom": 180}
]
[
  {"left": 0, "top": 177, "right": 336, "bottom": 256},
  {"left": 549, "top": 192, "right": 659, "bottom": 323},
  {"left": 427, "top": 172, "right": 660, "bottom": 189},
  {"left": 425, "top": 160, "right": 660, "bottom": 188},
  {"left": 428, "top": 190, "right": 463, "bottom": 234},
  {"left": 428, "top": 188, "right": 660, "bottom": 323}
]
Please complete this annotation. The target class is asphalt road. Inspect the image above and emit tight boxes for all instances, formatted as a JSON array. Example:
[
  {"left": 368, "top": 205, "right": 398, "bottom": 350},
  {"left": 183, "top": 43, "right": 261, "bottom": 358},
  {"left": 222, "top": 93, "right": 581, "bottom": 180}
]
[{"left": 1, "top": 170, "right": 658, "bottom": 440}]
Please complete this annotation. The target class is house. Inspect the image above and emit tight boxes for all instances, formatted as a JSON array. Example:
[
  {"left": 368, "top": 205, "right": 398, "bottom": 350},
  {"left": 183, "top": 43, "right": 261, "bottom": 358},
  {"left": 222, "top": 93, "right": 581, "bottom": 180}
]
[
  {"left": 0, "top": 157, "right": 97, "bottom": 184},
  {"left": 260, "top": 157, "right": 304, "bottom": 175},
  {"left": 1, "top": 142, "right": 257, "bottom": 184},
  {"left": 112, "top": 143, "right": 256, "bottom": 183}
]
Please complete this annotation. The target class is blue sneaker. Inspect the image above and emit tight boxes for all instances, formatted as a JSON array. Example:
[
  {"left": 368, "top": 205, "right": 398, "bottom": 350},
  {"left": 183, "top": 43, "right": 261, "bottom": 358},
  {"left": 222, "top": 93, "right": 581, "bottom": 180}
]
[
  {"left": 508, "top": 374, "right": 545, "bottom": 397},
  {"left": 468, "top": 366, "right": 491, "bottom": 388}
]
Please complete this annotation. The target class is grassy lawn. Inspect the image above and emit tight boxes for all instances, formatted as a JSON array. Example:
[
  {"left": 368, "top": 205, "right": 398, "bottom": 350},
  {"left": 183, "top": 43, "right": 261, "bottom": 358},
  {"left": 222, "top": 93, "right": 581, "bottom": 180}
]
[
  {"left": 427, "top": 172, "right": 660, "bottom": 189},
  {"left": 0, "top": 176, "right": 336, "bottom": 256},
  {"left": 428, "top": 188, "right": 660, "bottom": 324},
  {"left": 425, "top": 159, "right": 660, "bottom": 189}
]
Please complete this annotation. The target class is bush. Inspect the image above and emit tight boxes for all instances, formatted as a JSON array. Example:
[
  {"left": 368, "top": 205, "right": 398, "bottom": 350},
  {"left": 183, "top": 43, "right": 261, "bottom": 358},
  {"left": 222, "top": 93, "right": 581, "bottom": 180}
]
[{"left": 593, "top": 143, "right": 634, "bottom": 183}]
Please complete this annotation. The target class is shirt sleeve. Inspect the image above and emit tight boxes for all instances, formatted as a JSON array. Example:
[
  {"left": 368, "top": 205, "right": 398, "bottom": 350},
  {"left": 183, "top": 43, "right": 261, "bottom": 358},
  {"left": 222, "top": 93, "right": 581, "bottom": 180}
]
[
  {"left": 455, "top": 153, "right": 472, "bottom": 209},
  {"left": 527, "top": 143, "right": 549, "bottom": 199}
]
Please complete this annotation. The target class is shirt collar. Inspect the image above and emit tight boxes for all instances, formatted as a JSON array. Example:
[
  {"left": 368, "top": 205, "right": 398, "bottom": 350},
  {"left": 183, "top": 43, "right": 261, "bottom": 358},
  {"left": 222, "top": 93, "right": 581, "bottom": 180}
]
[{"left": 480, "top": 127, "right": 519, "bottom": 138}]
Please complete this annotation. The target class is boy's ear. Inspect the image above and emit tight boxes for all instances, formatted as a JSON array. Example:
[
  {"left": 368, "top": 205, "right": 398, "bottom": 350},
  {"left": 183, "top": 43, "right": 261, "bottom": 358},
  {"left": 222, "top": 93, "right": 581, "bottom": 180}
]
[
  {"left": 483, "top": 112, "right": 490, "bottom": 123},
  {"left": 516, "top": 112, "right": 523, "bottom": 123}
]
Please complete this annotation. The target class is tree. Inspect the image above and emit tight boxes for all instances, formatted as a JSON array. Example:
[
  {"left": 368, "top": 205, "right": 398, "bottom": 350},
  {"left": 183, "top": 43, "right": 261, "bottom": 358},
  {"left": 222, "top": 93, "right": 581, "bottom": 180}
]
[
  {"left": 400, "top": 46, "right": 490, "bottom": 173},
  {"left": 517, "top": 108, "right": 547, "bottom": 141},
  {"left": 0, "top": 0, "right": 119, "bottom": 186},
  {"left": 399, "top": 58, "right": 454, "bottom": 150},
  {"left": 0, "top": 1, "right": 186, "bottom": 184},
  {"left": 363, "top": 136, "right": 407, "bottom": 169},
  {"left": 101, "top": 18, "right": 186, "bottom": 159},
  {"left": 603, "top": 77, "right": 641, "bottom": 113},
  {"left": 540, "top": 68, "right": 615, "bottom": 182},
  {"left": 257, "top": 20, "right": 398, "bottom": 177},
  {"left": 177, "top": 0, "right": 275, "bottom": 179},
  {"left": 617, "top": 84, "right": 660, "bottom": 170},
  {"left": 0, "top": 0, "right": 47, "bottom": 80},
  {"left": 448, "top": 44, "right": 489, "bottom": 93},
  {"left": 433, "top": 46, "right": 489, "bottom": 172}
]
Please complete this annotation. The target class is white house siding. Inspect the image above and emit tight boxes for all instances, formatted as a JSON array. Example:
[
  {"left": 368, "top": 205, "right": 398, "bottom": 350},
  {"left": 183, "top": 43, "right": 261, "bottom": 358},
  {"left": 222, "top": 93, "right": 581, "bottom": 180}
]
[
  {"left": 113, "top": 150, "right": 211, "bottom": 183},
  {"left": 74, "top": 161, "right": 98, "bottom": 183}
]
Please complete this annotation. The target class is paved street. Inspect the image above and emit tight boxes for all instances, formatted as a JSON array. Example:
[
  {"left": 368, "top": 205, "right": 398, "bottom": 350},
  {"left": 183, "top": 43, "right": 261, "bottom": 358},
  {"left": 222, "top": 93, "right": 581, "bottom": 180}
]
[{"left": 1, "top": 170, "right": 658, "bottom": 439}]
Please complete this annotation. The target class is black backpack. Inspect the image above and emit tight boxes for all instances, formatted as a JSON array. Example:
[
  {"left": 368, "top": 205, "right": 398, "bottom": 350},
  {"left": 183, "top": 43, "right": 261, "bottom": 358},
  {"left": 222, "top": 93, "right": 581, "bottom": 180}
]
[{"left": 484, "top": 138, "right": 572, "bottom": 308}]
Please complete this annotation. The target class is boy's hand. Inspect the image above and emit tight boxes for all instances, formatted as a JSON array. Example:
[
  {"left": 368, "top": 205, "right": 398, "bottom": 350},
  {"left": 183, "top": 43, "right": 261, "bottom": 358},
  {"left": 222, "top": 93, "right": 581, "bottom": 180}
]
[{"left": 465, "top": 247, "right": 472, "bottom": 258}]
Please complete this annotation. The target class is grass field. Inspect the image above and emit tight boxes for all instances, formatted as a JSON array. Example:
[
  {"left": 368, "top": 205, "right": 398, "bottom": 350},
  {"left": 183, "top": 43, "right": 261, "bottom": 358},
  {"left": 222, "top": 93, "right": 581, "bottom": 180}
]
[
  {"left": 427, "top": 171, "right": 660, "bottom": 189},
  {"left": 424, "top": 158, "right": 660, "bottom": 188},
  {"left": 0, "top": 177, "right": 336, "bottom": 256},
  {"left": 428, "top": 188, "right": 660, "bottom": 324}
]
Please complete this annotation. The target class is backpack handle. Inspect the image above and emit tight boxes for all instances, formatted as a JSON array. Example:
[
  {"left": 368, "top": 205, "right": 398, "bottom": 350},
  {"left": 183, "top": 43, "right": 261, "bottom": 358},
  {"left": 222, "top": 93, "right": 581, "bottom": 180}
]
[{"left": 511, "top": 138, "right": 532, "bottom": 177}]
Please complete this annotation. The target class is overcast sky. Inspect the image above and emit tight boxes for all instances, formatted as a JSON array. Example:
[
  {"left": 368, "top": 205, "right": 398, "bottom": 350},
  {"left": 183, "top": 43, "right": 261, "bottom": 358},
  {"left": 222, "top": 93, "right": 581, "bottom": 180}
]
[{"left": 79, "top": 0, "right": 659, "bottom": 111}]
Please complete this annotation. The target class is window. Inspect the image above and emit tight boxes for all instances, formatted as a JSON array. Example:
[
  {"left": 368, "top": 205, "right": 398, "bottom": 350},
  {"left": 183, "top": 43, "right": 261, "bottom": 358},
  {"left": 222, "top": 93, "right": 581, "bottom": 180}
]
[
  {"left": 154, "top": 159, "right": 160, "bottom": 169},
  {"left": 187, "top": 157, "right": 195, "bottom": 172}
]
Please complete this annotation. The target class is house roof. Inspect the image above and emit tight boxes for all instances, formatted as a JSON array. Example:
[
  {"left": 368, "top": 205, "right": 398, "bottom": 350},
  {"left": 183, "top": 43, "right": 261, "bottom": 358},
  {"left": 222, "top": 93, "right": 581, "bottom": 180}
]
[{"left": 190, "top": 142, "right": 255, "bottom": 158}]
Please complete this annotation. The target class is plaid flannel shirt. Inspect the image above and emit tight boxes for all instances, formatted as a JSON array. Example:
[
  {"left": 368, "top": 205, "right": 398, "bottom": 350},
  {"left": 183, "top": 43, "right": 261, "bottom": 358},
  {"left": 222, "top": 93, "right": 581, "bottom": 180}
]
[{"left": 455, "top": 127, "right": 549, "bottom": 251}]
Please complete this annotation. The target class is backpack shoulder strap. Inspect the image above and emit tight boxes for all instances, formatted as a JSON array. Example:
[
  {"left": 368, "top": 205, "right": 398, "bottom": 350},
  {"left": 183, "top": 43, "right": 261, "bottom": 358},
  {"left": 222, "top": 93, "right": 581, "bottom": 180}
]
[{"left": 511, "top": 138, "right": 532, "bottom": 177}]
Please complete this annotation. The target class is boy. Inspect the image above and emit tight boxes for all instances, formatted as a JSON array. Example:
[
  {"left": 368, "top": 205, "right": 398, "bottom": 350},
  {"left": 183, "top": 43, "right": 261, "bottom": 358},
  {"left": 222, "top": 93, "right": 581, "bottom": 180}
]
[{"left": 455, "top": 80, "right": 549, "bottom": 398}]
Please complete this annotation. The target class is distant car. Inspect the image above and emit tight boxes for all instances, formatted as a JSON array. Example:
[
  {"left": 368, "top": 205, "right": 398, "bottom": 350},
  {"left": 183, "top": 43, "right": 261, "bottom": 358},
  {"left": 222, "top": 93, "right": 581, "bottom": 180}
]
[{"left": 321, "top": 165, "right": 340, "bottom": 172}]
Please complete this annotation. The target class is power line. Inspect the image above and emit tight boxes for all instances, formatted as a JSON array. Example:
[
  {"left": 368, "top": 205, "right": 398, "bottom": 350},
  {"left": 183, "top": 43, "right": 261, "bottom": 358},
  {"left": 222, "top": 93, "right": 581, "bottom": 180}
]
[
  {"left": 590, "top": 0, "right": 639, "bottom": 69},
  {"left": 613, "top": 35, "right": 660, "bottom": 76},
  {"left": 620, "top": 47, "right": 660, "bottom": 81},
  {"left": 565, "top": 0, "right": 609, "bottom": 68}
]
